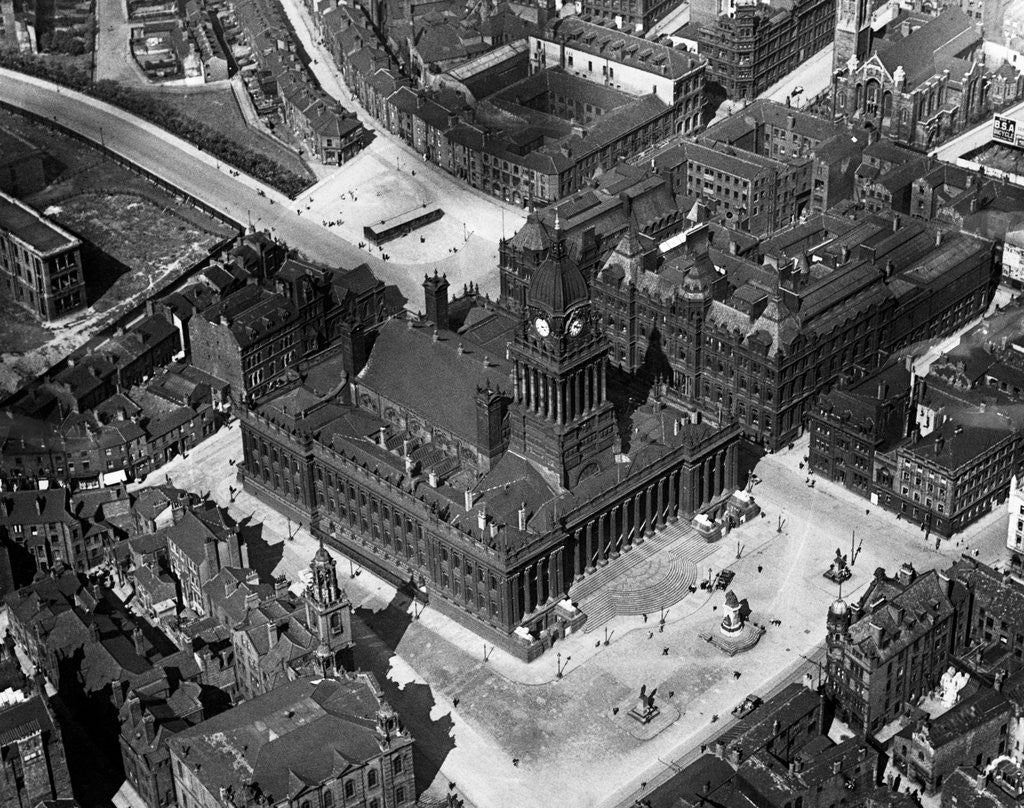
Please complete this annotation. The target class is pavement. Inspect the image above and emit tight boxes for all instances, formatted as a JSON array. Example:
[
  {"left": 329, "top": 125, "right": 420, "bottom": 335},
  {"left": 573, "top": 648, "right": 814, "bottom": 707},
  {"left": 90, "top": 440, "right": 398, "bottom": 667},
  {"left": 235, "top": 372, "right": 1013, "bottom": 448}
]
[
  {"left": 133, "top": 419, "right": 1012, "bottom": 808},
  {"left": 0, "top": 68, "right": 514, "bottom": 305}
]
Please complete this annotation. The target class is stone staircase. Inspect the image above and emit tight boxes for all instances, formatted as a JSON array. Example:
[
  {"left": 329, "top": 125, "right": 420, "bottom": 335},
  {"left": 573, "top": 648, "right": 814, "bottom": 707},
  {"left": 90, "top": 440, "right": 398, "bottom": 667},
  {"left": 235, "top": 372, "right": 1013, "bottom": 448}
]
[{"left": 570, "top": 521, "right": 719, "bottom": 632}]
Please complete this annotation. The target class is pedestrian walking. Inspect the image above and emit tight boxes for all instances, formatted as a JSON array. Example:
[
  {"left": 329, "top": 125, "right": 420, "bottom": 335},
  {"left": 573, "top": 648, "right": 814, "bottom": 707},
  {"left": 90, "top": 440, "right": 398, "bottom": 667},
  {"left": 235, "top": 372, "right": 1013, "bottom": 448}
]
[
  {"left": 648, "top": 631, "right": 654, "bottom": 639},
  {"left": 642, "top": 613, "right": 648, "bottom": 623},
  {"left": 453, "top": 697, "right": 460, "bottom": 709},
  {"left": 662, "top": 647, "right": 669, "bottom": 656}
]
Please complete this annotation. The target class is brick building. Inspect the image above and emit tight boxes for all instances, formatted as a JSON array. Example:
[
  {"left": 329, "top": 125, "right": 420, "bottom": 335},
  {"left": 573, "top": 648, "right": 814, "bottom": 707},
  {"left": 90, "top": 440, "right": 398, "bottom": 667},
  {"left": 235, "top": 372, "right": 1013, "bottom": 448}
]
[
  {"left": 651, "top": 100, "right": 869, "bottom": 235},
  {"left": 825, "top": 564, "right": 960, "bottom": 733},
  {"left": 189, "top": 261, "right": 393, "bottom": 400},
  {"left": 0, "top": 489, "right": 84, "bottom": 575},
  {"left": 893, "top": 688, "right": 1012, "bottom": 792},
  {"left": 0, "top": 190, "right": 85, "bottom": 322},
  {"left": 0, "top": 691, "right": 73, "bottom": 808},
  {"left": 872, "top": 399, "right": 1024, "bottom": 537},
  {"left": 169, "top": 674, "right": 415, "bottom": 808},
  {"left": 808, "top": 359, "right": 913, "bottom": 499},
  {"left": 697, "top": 0, "right": 834, "bottom": 102},
  {"left": 119, "top": 671, "right": 206, "bottom": 808},
  {"left": 163, "top": 507, "right": 247, "bottom": 616},
  {"left": 529, "top": 17, "right": 706, "bottom": 135}
]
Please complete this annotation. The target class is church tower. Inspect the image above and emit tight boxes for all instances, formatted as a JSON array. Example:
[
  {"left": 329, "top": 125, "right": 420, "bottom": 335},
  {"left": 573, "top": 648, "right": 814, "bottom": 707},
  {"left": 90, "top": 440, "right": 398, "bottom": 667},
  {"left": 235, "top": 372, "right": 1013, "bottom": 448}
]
[
  {"left": 509, "top": 215, "right": 616, "bottom": 488},
  {"left": 306, "top": 540, "right": 352, "bottom": 676}
]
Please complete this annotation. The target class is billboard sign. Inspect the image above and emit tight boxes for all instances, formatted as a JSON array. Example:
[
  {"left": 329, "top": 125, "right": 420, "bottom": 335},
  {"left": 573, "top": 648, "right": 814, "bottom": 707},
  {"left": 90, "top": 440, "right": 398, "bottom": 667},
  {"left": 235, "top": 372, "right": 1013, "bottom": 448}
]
[{"left": 994, "top": 115, "right": 1021, "bottom": 145}]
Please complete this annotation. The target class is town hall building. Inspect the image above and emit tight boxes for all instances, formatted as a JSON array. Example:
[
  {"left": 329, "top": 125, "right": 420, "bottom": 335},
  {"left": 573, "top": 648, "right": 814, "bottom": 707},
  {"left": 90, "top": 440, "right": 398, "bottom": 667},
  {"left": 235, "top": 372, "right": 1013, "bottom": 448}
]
[{"left": 235, "top": 222, "right": 743, "bottom": 659}]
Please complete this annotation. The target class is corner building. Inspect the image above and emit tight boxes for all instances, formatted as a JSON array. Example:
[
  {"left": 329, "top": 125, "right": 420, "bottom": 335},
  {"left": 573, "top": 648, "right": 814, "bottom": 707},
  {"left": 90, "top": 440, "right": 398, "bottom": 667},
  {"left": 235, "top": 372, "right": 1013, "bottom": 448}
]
[{"left": 237, "top": 228, "right": 742, "bottom": 660}]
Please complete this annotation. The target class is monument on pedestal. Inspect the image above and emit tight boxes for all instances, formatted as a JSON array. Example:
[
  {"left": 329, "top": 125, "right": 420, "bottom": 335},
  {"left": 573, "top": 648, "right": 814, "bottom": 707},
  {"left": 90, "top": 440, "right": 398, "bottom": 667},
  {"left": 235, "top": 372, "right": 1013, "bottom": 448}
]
[{"left": 628, "top": 684, "right": 661, "bottom": 724}]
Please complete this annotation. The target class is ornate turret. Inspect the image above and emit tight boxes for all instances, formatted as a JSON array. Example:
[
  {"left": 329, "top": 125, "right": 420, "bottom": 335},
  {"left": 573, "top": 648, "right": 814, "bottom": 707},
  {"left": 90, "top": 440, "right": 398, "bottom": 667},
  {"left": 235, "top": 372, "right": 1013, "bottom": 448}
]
[{"left": 827, "top": 594, "right": 851, "bottom": 640}]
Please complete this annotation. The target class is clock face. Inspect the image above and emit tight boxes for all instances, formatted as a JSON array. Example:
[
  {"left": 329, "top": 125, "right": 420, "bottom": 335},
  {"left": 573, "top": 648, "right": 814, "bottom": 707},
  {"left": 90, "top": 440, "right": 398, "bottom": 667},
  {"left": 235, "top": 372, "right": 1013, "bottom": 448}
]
[
  {"left": 534, "top": 317, "right": 550, "bottom": 338},
  {"left": 568, "top": 315, "right": 584, "bottom": 337}
]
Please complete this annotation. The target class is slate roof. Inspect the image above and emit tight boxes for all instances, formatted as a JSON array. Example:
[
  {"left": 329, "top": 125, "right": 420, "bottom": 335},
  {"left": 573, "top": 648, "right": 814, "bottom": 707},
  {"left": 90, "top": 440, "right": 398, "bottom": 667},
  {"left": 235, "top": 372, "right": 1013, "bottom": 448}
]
[
  {"left": 876, "top": 7, "right": 980, "bottom": 88},
  {"left": 545, "top": 17, "right": 703, "bottom": 79},
  {"left": 847, "top": 568, "right": 953, "bottom": 663},
  {"left": 356, "top": 313, "right": 515, "bottom": 444},
  {"left": 170, "top": 676, "right": 394, "bottom": 802}
]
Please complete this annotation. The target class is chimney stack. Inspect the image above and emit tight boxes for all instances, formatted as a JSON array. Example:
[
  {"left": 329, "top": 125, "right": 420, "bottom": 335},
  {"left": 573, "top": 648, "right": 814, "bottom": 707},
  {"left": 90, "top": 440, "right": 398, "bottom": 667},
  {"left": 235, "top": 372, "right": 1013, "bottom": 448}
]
[
  {"left": 518, "top": 502, "right": 527, "bottom": 531},
  {"left": 477, "top": 507, "right": 487, "bottom": 533},
  {"left": 428, "top": 470, "right": 438, "bottom": 488},
  {"left": 464, "top": 489, "right": 473, "bottom": 511},
  {"left": 936, "top": 229, "right": 943, "bottom": 247}
]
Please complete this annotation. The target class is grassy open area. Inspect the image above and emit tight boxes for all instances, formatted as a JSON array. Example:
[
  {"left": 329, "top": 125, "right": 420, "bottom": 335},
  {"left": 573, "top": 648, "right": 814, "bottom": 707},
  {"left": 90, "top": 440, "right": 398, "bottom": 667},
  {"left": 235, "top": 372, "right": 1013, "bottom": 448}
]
[
  {"left": 0, "top": 108, "right": 237, "bottom": 395},
  {"left": 140, "top": 86, "right": 314, "bottom": 181}
]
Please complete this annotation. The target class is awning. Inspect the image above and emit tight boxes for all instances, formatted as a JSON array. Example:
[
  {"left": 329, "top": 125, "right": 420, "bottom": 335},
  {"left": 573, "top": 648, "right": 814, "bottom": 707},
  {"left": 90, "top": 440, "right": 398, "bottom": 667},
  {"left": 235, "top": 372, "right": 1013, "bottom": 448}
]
[{"left": 102, "top": 469, "right": 128, "bottom": 486}]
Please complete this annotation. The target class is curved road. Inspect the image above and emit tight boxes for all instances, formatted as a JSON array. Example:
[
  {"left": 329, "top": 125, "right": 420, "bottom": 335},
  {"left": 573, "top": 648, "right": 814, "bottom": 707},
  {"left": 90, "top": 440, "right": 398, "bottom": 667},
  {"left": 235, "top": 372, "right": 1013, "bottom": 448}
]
[{"left": 0, "top": 68, "right": 498, "bottom": 304}]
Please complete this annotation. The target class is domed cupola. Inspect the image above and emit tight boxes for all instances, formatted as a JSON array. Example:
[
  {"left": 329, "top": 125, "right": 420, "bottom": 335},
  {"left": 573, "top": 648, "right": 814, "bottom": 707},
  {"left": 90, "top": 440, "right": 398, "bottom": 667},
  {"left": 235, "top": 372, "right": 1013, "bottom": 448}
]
[{"left": 526, "top": 212, "right": 589, "bottom": 317}]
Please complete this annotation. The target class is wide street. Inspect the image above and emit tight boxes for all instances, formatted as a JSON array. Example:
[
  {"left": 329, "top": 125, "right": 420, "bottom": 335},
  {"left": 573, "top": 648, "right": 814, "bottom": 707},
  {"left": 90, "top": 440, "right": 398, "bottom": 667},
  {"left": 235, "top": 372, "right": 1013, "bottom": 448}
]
[
  {"left": 139, "top": 418, "right": 1010, "bottom": 808},
  {"left": 0, "top": 68, "right": 517, "bottom": 303}
]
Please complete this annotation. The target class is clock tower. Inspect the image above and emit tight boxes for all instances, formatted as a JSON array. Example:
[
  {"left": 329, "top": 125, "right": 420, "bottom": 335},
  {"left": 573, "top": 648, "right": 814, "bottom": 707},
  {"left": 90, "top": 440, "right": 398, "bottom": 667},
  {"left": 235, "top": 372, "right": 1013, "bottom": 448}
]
[{"left": 509, "top": 215, "right": 616, "bottom": 488}]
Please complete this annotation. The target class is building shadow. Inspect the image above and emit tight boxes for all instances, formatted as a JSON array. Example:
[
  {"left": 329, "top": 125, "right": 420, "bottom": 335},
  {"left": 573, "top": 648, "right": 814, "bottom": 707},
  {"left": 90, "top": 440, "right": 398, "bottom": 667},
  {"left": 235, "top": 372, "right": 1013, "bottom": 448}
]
[
  {"left": 81, "top": 241, "right": 133, "bottom": 307},
  {"left": 351, "top": 591, "right": 456, "bottom": 794},
  {"left": 237, "top": 518, "right": 283, "bottom": 584}
]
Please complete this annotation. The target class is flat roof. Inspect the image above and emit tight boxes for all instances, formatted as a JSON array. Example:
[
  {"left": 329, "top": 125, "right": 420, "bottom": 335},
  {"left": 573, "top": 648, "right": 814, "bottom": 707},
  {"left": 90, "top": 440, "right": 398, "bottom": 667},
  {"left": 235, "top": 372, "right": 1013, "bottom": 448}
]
[{"left": 0, "top": 190, "right": 81, "bottom": 257}]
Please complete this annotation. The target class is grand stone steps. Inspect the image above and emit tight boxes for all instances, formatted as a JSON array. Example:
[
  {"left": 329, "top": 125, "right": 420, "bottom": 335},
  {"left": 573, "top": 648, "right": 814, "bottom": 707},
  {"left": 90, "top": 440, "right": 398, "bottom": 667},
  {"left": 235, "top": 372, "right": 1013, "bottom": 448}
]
[
  {"left": 570, "top": 520, "right": 696, "bottom": 602},
  {"left": 570, "top": 522, "right": 721, "bottom": 632}
]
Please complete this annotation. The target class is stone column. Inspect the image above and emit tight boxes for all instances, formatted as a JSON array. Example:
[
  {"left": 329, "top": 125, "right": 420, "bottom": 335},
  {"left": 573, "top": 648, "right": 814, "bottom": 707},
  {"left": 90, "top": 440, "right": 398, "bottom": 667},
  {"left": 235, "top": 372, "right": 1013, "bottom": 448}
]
[
  {"left": 668, "top": 471, "right": 679, "bottom": 523},
  {"left": 553, "top": 548, "right": 564, "bottom": 601},
  {"left": 630, "top": 492, "right": 642, "bottom": 546},
  {"left": 727, "top": 443, "right": 738, "bottom": 490},
  {"left": 610, "top": 506, "right": 621, "bottom": 559},
  {"left": 703, "top": 458, "right": 712, "bottom": 506},
  {"left": 535, "top": 559, "right": 544, "bottom": 607},
  {"left": 576, "top": 371, "right": 584, "bottom": 418},
  {"left": 573, "top": 528, "right": 583, "bottom": 580},
  {"left": 716, "top": 449, "right": 725, "bottom": 497},
  {"left": 645, "top": 485, "right": 656, "bottom": 535},
  {"left": 552, "top": 376, "right": 560, "bottom": 423},
  {"left": 656, "top": 479, "right": 666, "bottom": 528},
  {"left": 586, "top": 520, "right": 597, "bottom": 572},
  {"left": 511, "top": 573, "right": 521, "bottom": 623},
  {"left": 601, "top": 360, "right": 607, "bottom": 402}
]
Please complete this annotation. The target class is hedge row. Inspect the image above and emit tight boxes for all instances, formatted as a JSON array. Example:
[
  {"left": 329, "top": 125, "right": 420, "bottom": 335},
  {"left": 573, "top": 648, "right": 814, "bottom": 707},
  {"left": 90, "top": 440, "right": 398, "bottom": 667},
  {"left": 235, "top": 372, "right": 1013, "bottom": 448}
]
[{"left": 0, "top": 53, "right": 313, "bottom": 198}]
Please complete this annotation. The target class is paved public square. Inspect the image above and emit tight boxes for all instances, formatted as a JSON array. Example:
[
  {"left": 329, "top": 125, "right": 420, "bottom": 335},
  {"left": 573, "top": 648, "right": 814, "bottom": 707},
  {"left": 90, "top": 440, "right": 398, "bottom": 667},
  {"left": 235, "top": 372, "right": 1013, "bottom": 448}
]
[{"left": 140, "top": 423, "right": 1011, "bottom": 808}]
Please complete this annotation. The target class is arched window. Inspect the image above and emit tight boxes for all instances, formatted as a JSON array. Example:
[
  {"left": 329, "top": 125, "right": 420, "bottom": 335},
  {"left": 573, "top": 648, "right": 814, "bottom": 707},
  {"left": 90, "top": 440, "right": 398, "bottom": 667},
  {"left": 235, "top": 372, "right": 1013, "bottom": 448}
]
[
  {"left": 368, "top": 769, "right": 378, "bottom": 788},
  {"left": 323, "top": 791, "right": 334, "bottom": 808}
]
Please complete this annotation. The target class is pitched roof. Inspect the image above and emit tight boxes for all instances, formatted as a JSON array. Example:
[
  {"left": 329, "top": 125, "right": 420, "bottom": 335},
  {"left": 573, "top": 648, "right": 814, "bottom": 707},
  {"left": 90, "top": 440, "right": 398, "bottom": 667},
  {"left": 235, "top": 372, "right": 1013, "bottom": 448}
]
[
  {"left": 356, "top": 312, "right": 515, "bottom": 444},
  {"left": 169, "top": 676, "right": 399, "bottom": 800}
]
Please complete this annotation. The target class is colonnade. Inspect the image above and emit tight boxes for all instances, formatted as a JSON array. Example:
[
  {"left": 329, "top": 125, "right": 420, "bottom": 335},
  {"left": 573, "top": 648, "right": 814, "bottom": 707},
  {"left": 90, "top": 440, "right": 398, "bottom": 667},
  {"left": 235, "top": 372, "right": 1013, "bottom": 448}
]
[
  {"left": 510, "top": 359, "right": 608, "bottom": 425},
  {"left": 506, "top": 442, "right": 739, "bottom": 622}
]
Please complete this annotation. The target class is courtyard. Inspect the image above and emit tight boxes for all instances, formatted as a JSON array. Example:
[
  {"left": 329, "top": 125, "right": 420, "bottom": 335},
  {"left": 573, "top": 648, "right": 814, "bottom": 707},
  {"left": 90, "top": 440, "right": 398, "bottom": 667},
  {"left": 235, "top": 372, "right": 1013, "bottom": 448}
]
[{"left": 140, "top": 424, "right": 1011, "bottom": 808}]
